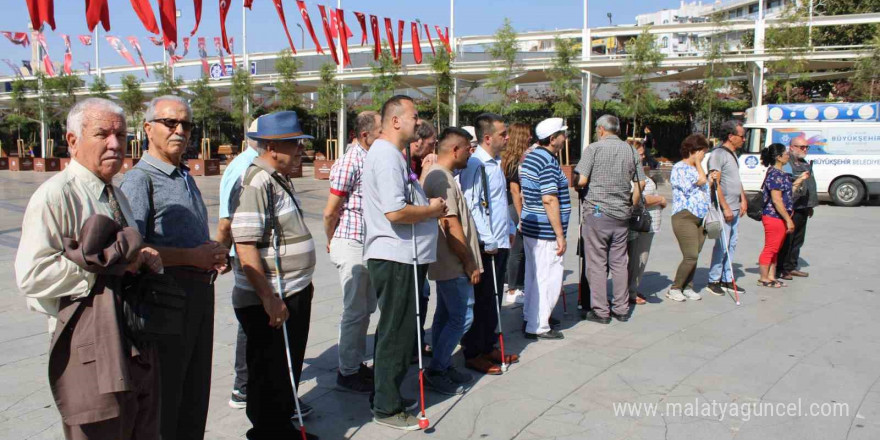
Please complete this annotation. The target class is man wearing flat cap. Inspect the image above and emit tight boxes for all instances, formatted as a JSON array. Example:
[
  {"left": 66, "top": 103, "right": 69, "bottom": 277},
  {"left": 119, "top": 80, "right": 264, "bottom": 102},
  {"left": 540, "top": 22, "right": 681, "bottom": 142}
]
[{"left": 228, "top": 111, "right": 319, "bottom": 439}]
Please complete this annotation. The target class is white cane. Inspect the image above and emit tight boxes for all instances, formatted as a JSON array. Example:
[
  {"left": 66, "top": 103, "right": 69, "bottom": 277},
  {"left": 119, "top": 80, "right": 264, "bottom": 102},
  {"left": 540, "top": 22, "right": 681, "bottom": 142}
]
[
  {"left": 712, "top": 182, "right": 741, "bottom": 306},
  {"left": 479, "top": 167, "right": 509, "bottom": 373},
  {"left": 406, "top": 147, "right": 430, "bottom": 430}
]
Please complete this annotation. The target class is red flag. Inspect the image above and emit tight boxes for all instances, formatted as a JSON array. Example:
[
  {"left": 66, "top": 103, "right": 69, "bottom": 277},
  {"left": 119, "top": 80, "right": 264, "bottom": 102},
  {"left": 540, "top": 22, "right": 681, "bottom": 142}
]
[
  {"left": 354, "top": 12, "right": 367, "bottom": 46},
  {"left": 149, "top": 36, "right": 163, "bottom": 46},
  {"left": 370, "top": 15, "right": 381, "bottom": 60},
  {"left": 129, "top": 0, "right": 159, "bottom": 34},
  {"left": 214, "top": 37, "right": 227, "bottom": 76},
  {"left": 228, "top": 37, "right": 237, "bottom": 70},
  {"left": 158, "top": 0, "right": 178, "bottom": 50},
  {"left": 191, "top": 0, "right": 202, "bottom": 36},
  {"left": 197, "top": 37, "right": 209, "bottom": 74},
  {"left": 435, "top": 25, "right": 451, "bottom": 53},
  {"left": 423, "top": 24, "right": 435, "bottom": 56},
  {"left": 26, "top": 0, "right": 55, "bottom": 31},
  {"left": 397, "top": 20, "right": 405, "bottom": 63},
  {"left": 336, "top": 8, "right": 352, "bottom": 67},
  {"left": 126, "top": 36, "right": 150, "bottom": 77},
  {"left": 244, "top": 0, "right": 253, "bottom": 8},
  {"left": 272, "top": 0, "right": 297, "bottom": 54},
  {"left": 328, "top": 9, "right": 353, "bottom": 40},
  {"left": 35, "top": 32, "right": 55, "bottom": 76},
  {"left": 296, "top": 1, "right": 323, "bottom": 54},
  {"left": 61, "top": 34, "right": 72, "bottom": 75},
  {"left": 1, "top": 32, "right": 30, "bottom": 47},
  {"left": 106, "top": 35, "right": 137, "bottom": 66},
  {"left": 220, "top": 0, "right": 233, "bottom": 53},
  {"left": 78, "top": 35, "right": 92, "bottom": 46},
  {"left": 85, "top": 0, "right": 110, "bottom": 32},
  {"left": 317, "top": 5, "right": 339, "bottom": 65},
  {"left": 182, "top": 37, "right": 190, "bottom": 56},
  {"left": 384, "top": 18, "right": 396, "bottom": 60},
  {"left": 411, "top": 22, "right": 422, "bottom": 64}
]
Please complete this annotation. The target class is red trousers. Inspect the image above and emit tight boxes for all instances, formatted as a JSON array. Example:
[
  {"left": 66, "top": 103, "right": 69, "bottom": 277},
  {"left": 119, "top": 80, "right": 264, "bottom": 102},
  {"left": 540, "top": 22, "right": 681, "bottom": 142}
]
[{"left": 760, "top": 216, "right": 787, "bottom": 265}]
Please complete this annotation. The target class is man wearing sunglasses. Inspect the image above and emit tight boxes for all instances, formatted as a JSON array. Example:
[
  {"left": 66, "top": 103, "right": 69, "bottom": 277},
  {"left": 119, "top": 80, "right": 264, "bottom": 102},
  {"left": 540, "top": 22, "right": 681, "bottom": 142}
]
[
  {"left": 120, "top": 95, "right": 228, "bottom": 440},
  {"left": 777, "top": 137, "right": 817, "bottom": 280}
]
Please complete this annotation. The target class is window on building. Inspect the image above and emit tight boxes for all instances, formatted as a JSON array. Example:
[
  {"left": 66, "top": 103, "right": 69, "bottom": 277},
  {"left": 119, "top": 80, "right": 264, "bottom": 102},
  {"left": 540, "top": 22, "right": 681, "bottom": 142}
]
[
  {"left": 678, "top": 35, "right": 687, "bottom": 44},
  {"left": 663, "top": 19, "right": 669, "bottom": 24},
  {"left": 768, "top": 0, "right": 781, "bottom": 9},
  {"left": 749, "top": 4, "right": 759, "bottom": 14},
  {"left": 661, "top": 37, "right": 669, "bottom": 48}
]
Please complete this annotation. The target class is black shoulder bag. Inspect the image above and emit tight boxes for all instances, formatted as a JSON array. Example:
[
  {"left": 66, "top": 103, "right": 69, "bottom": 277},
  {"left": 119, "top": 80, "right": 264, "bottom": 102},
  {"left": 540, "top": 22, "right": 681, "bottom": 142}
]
[
  {"left": 746, "top": 168, "right": 770, "bottom": 221},
  {"left": 119, "top": 169, "right": 186, "bottom": 343},
  {"left": 629, "top": 149, "right": 652, "bottom": 233}
]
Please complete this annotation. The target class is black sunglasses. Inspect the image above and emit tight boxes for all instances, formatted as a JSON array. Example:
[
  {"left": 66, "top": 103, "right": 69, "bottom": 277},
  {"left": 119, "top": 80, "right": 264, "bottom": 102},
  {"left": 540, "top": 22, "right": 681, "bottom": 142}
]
[{"left": 151, "top": 118, "right": 194, "bottom": 131}]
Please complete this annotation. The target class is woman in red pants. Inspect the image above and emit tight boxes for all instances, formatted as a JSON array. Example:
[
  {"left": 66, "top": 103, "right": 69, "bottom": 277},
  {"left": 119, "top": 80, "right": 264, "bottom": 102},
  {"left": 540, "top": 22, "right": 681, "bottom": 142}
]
[{"left": 758, "top": 143, "right": 810, "bottom": 288}]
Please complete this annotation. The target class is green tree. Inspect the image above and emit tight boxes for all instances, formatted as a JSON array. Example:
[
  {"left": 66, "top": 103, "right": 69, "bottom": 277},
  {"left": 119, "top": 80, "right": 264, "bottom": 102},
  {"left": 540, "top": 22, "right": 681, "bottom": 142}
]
[
  {"left": 7, "top": 78, "right": 33, "bottom": 140},
  {"left": 549, "top": 36, "right": 581, "bottom": 122},
  {"left": 89, "top": 76, "right": 110, "bottom": 99},
  {"left": 275, "top": 49, "right": 302, "bottom": 110},
  {"left": 698, "top": 12, "right": 735, "bottom": 136},
  {"left": 229, "top": 68, "right": 254, "bottom": 132},
  {"left": 429, "top": 48, "right": 453, "bottom": 129},
  {"left": 486, "top": 18, "right": 519, "bottom": 113},
  {"left": 813, "top": 0, "right": 880, "bottom": 47},
  {"left": 46, "top": 74, "right": 85, "bottom": 110},
  {"left": 315, "top": 63, "right": 343, "bottom": 140},
  {"left": 619, "top": 26, "right": 664, "bottom": 137},
  {"left": 853, "top": 31, "right": 880, "bottom": 101},
  {"left": 189, "top": 76, "right": 218, "bottom": 140},
  {"left": 369, "top": 45, "right": 400, "bottom": 107},
  {"left": 764, "top": 4, "right": 810, "bottom": 103},
  {"left": 153, "top": 64, "right": 184, "bottom": 96},
  {"left": 118, "top": 75, "right": 146, "bottom": 128}
]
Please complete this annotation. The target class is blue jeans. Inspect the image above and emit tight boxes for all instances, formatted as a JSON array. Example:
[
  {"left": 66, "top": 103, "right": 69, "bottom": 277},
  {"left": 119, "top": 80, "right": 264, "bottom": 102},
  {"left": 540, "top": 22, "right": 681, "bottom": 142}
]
[
  {"left": 709, "top": 209, "right": 740, "bottom": 283},
  {"left": 429, "top": 276, "right": 475, "bottom": 371}
]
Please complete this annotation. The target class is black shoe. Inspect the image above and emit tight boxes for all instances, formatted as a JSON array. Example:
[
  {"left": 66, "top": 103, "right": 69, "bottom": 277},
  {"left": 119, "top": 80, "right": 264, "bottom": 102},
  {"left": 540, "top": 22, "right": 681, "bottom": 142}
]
[
  {"left": 536, "top": 329, "right": 565, "bottom": 339},
  {"left": 358, "top": 363, "right": 374, "bottom": 381},
  {"left": 402, "top": 398, "right": 418, "bottom": 412},
  {"left": 581, "top": 310, "right": 611, "bottom": 324},
  {"left": 611, "top": 312, "right": 629, "bottom": 322},
  {"left": 522, "top": 321, "right": 527, "bottom": 333},
  {"left": 722, "top": 282, "right": 746, "bottom": 294},
  {"left": 291, "top": 402, "right": 314, "bottom": 419},
  {"left": 336, "top": 370, "right": 373, "bottom": 394},
  {"left": 548, "top": 317, "right": 561, "bottom": 328},
  {"left": 706, "top": 282, "right": 726, "bottom": 296}
]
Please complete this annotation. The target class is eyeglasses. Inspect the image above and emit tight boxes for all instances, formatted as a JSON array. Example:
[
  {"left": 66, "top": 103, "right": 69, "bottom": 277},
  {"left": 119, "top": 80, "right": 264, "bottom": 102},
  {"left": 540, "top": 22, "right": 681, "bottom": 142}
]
[
  {"left": 151, "top": 118, "right": 194, "bottom": 131},
  {"left": 792, "top": 144, "right": 809, "bottom": 150}
]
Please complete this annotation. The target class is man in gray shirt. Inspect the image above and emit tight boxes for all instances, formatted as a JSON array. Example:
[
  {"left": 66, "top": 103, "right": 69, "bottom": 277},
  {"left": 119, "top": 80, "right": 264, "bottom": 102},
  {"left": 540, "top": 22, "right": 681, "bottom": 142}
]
[
  {"left": 575, "top": 115, "right": 645, "bottom": 324},
  {"left": 706, "top": 120, "right": 748, "bottom": 296},
  {"left": 363, "top": 95, "right": 446, "bottom": 431},
  {"left": 120, "top": 96, "right": 228, "bottom": 440}
]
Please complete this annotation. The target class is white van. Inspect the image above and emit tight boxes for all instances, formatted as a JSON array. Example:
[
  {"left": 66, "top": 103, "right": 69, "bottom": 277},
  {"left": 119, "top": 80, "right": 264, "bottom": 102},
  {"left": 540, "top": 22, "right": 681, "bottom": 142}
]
[{"left": 739, "top": 102, "right": 880, "bottom": 206}]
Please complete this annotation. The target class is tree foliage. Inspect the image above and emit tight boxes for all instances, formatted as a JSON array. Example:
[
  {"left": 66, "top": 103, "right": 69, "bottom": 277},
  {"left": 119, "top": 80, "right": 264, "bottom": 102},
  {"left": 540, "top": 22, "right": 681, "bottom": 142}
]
[
  {"left": 153, "top": 64, "right": 184, "bottom": 96},
  {"left": 486, "top": 18, "right": 519, "bottom": 113},
  {"left": 189, "top": 76, "right": 219, "bottom": 139},
  {"left": 315, "top": 63, "right": 342, "bottom": 138},
  {"left": 853, "top": 31, "right": 880, "bottom": 101},
  {"left": 369, "top": 45, "right": 400, "bottom": 107},
  {"left": 275, "top": 49, "right": 302, "bottom": 110},
  {"left": 764, "top": 4, "right": 810, "bottom": 103},
  {"left": 813, "top": 0, "right": 880, "bottom": 47},
  {"left": 429, "top": 48, "right": 454, "bottom": 127},
  {"left": 619, "top": 26, "right": 664, "bottom": 137},
  {"left": 89, "top": 76, "right": 110, "bottom": 99},
  {"left": 698, "top": 12, "right": 736, "bottom": 135},
  {"left": 229, "top": 68, "right": 254, "bottom": 129},
  {"left": 549, "top": 36, "right": 581, "bottom": 120},
  {"left": 118, "top": 75, "right": 146, "bottom": 128}
]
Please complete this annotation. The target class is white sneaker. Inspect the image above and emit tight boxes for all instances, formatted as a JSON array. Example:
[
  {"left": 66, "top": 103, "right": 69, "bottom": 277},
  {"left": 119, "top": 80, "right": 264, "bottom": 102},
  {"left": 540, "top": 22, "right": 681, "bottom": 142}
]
[
  {"left": 683, "top": 288, "right": 702, "bottom": 301},
  {"left": 666, "top": 288, "right": 687, "bottom": 302},
  {"left": 514, "top": 289, "right": 525, "bottom": 304}
]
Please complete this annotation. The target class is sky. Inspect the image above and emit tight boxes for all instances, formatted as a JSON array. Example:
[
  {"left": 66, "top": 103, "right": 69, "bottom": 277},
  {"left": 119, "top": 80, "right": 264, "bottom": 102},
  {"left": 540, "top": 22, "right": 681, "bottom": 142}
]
[{"left": 0, "top": 0, "right": 681, "bottom": 76}]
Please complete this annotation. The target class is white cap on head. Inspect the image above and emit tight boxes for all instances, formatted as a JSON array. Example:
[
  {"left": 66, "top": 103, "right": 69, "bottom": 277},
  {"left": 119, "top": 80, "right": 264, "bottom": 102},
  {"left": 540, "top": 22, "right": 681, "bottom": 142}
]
[
  {"left": 535, "top": 117, "right": 567, "bottom": 141},
  {"left": 462, "top": 125, "right": 477, "bottom": 145}
]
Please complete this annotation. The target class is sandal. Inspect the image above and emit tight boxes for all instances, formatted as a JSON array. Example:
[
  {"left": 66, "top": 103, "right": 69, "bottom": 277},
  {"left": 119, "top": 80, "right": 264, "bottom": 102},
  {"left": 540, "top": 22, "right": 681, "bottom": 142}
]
[{"left": 757, "top": 280, "right": 783, "bottom": 288}]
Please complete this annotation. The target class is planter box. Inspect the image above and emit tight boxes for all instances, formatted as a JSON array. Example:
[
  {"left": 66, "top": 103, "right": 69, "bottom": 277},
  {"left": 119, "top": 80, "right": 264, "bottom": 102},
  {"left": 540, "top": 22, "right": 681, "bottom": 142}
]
[
  {"left": 34, "top": 158, "right": 61, "bottom": 172},
  {"left": 560, "top": 165, "right": 575, "bottom": 187},
  {"left": 60, "top": 158, "right": 71, "bottom": 170},
  {"left": 313, "top": 159, "right": 335, "bottom": 180},
  {"left": 9, "top": 157, "right": 34, "bottom": 171},
  {"left": 188, "top": 159, "right": 220, "bottom": 176},
  {"left": 0, "top": 158, "right": 8, "bottom": 170},
  {"left": 121, "top": 158, "right": 140, "bottom": 173}
]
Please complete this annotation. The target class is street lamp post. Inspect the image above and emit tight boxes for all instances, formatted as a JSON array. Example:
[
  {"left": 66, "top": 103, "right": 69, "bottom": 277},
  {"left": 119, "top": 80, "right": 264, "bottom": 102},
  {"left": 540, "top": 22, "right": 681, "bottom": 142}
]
[{"left": 296, "top": 24, "right": 305, "bottom": 50}]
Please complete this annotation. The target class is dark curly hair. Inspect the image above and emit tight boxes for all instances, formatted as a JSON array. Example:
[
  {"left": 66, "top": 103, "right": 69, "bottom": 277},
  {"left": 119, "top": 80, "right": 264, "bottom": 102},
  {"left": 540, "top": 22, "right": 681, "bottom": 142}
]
[
  {"left": 680, "top": 134, "right": 710, "bottom": 158},
  {"left": 761, "top": 143, "right": 787, "bottom": 167}
]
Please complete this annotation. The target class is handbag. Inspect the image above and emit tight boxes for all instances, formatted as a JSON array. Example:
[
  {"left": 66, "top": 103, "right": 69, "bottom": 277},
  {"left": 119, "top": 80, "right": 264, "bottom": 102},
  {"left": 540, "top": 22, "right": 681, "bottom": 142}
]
[
  {"left": 703, "top": 182, "right": 722, "bottom": 239},
  {"left": 629, "top": 150, "right": 652, "bottom": 233},
  {"left": 118, "top": 169, "right": 186, "bottom": 342},
  {"left": 746, "top": 168, "right": 770, "bottom": 221}
]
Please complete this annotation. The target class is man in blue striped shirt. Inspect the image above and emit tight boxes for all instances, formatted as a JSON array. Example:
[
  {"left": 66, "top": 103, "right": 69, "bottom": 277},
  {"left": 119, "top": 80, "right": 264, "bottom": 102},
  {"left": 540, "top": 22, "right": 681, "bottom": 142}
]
[{"left": 520, "top": 118, "right": 571, "bottom": 340}]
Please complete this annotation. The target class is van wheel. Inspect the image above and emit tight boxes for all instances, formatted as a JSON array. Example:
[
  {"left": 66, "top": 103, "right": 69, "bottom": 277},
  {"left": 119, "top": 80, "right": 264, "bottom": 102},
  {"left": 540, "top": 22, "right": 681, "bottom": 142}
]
[{"left": 830, "top": 177, "right": 864, "bottom": 207}]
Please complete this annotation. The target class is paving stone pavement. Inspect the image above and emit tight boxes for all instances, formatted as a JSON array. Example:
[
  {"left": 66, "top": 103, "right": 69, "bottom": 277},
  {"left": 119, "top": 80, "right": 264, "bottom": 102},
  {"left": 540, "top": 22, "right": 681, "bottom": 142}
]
[{"left": 0, "top": 166, "right": 879, "bottom": 440}]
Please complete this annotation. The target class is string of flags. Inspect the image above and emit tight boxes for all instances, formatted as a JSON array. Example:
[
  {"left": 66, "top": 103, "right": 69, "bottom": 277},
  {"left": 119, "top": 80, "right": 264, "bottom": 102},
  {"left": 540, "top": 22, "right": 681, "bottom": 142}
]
[{"left": 5, "top": 1, "right": 451, "bottom": 77}]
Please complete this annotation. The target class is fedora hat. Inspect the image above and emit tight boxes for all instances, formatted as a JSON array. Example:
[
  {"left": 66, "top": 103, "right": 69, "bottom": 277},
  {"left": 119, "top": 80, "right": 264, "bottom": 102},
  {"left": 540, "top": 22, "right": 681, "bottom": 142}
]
[{"left": 246, "top": 111, "right": 314, "bottom": 141}]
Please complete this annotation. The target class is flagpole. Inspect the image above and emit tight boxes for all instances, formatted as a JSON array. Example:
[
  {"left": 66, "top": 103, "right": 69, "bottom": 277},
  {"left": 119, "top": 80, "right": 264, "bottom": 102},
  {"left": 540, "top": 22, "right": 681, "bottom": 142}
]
[
  {"left": 243, "top": 0, "right": 250, "bottom": 136},
  {"left": 449, "top": 0, "right": 458, "bottom": 127},
  {"left": 95, "top": 27, "right": 101, "bottom": 78},
  {"left": 336, "top": 0, "right": 345, "bottom": 159}
]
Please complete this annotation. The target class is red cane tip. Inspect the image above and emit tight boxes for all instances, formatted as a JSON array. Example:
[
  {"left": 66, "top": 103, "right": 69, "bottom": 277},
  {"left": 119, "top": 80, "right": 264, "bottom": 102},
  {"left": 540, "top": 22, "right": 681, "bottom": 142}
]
[{"left": 418, "top": 417, "right": 430, "bottom": 429}]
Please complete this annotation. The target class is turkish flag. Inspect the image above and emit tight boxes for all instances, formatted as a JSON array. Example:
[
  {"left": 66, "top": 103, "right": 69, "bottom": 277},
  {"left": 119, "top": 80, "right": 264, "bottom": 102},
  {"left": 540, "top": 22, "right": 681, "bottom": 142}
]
[
  {"left": 296, "top": 1, "right": 323, "bottom": 54},
  {"left": 126, "top": 36, "right": 150, "bottom": 77},
  {"left": 244, "top": 0, "right": 253, "bottom": 8},
  {"left": 423, "top": 24, "right": 435, "bottom": 56},
  {"left": 397, "top": 20, "right": 404, "bottom": 63},
  {"left": 435, "top": 25, "right": 451, "bottom": 53},
  {"left": 336, "top": 8, "right": 351, "bottom": 67},
  {"left": 34, "top": 31, "right": 55, "bottom": 76},
  {"left": 61, "top": 34, "right": 72, "bottom": 75},
  {"left": 220, "top": 0, "right": 233, "bottom": 53},
  {"left": 354, "top": 12, "right": 367, "bottom": 46},
  {"left": 317, "top": 5, "right": 339, "bottom": 65},
  {"left": 328, "top": 9, "right": 353, "bottom": 40},
  {"left": 149, "top": 36, "right": 163, "bottom": 46},
  {"left": 272, "top": 0, "right": 297, "bottom": 54},
  {"left": 182, "top": 37, "right": 190, "bottom": 56},
  {"left": 384, "top": 18, "right": 396, "bottom": 60},
  {"left": 191, "top": 0, "right": 202, "bottom": 36},
  {"left": 228, "top": 37, "right": 237, "bottom": 69},
  {"left": 197, "top": 37, "right": 209, "bottom": 74},
  {"left": 105, "top": 35, "right": 137, "bottom": 66},
  {"left": 158, "top": 0, "right": 178, "bottom": 50},
  {"left": 85, "top": 0, "right": 110, "bottom": 32},
  {"left": 26, "top": 0, "right": 55, "bottom": 31},
  {"left": 129, "top": 0, "right": 159, "bottom": 34},
  {"left": 1, "top": 32, "right": 30, "bottom": 47},
  {"left": 214, "top": 37, "right": 226, "bottom": 76},
  {"left": 411, "top": 22, "right": 422, "bottom": 64},
  {"left": 78, "top": 35, "right": 92, "bottom": 46},
  {"left": 370, "top": 15, "right": 381, "bottom": 60}
]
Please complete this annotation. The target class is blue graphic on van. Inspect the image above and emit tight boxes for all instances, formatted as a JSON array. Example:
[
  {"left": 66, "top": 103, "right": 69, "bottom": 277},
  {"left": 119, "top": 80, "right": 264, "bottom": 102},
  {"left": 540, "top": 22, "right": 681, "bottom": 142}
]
[{"left": 744, "top": 155, "right": 759, "bottom": 169}]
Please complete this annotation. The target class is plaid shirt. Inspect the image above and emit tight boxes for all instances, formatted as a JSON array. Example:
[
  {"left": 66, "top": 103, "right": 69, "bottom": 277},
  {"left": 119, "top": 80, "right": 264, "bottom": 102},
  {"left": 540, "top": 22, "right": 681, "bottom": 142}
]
[
  {"left": 329, "top": 142, "right": 367, "bottom": 242},
  {"left": 575, "top": 135, "right": 646, "bottom": 221}
]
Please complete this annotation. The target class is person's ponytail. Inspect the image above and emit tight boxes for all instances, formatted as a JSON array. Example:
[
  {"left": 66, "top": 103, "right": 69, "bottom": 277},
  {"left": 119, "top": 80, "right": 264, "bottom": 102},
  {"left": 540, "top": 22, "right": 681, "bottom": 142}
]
[{"left": 761, "top": 143, "right": 786, "bottom": 167}]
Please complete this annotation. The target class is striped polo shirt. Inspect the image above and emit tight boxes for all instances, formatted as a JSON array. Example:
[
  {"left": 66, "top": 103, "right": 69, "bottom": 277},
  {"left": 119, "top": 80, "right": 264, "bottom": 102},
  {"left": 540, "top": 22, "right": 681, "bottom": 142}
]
[
  {"left": 520, "top": 147, "right": 571, "bottom": 240},
  {"left": 230, "top": 158, "right": 316, "bottom": 308}
]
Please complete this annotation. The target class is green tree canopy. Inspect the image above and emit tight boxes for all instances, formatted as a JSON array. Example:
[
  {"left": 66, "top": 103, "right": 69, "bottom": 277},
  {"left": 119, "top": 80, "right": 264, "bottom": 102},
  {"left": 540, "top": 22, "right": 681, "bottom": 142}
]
[
  {"left": 620, "top": 26, "right": 664, "bottom": 137},
  {"left": 153, "top": 64, "right": 184, "bottom": 96},
  {"left": 89, "top": 76, "right": 110, "bottom": 99},
  {"left": 764, "top": 4, "right": 810, "bottom": 103},
  {"left": 315, "top": 63, "right": 342, "bottom": 140},
  {"left": 118, "top": 75, "right": 146, "bottom": 128},
  {"left": 369, "top": 45, "right": 400, "bottom": 107},
  {"left": 853, "top": 31, "right": 880, "bottom": 101},
  {"left": 229, "top": 68, "right": 254, "bottom": 131},
  {"left": 275, "top": 48, "right": 303, "bottom": 110},
  {"left": 429, "top": 48, "right": 453, "bottom": 128},
  {"left": 549, "top": 36, "right": 581, "bottom": 120},
  {"left": 189, "top": 76, "right": 219, "bottom": 139},
  {"left": 486, "top": 18, "right": 519, "bottom": 113}
]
